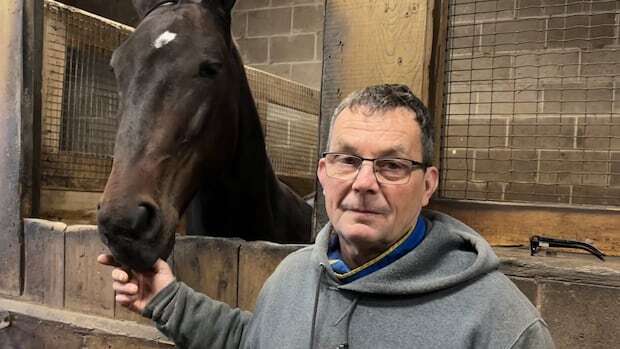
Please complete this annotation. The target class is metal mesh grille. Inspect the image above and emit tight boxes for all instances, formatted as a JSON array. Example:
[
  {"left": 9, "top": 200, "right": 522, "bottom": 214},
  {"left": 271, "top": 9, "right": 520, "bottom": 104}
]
[
  {"left": 41, "top": 1, "right": 319, "bottom": 192},
  {"left": 247, "top": 67, "right": 320, "bottom": 180},
  {"left": 441, "top": 0, "right": 620, "bottom": 206},
  {"left": 42, "top": 0, "right": 131, "bottom": 190}
]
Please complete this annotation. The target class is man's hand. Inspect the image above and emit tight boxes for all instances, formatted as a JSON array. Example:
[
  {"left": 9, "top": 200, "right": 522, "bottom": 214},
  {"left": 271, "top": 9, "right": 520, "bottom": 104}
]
[{"left": 97, "top": 254, "right": 175, "bottom": 314}]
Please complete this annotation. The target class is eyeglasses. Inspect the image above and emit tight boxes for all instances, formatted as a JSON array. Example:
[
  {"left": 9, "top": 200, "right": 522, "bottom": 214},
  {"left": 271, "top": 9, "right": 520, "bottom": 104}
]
[{"left": 322, "top": 152, "right": 427, "bottom": 185}]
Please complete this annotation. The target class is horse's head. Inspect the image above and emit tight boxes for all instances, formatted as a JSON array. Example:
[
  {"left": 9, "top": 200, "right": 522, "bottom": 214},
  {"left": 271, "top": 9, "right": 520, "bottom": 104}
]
[{"left": 97, "top": 0, "right": 240, "bottom": 271}]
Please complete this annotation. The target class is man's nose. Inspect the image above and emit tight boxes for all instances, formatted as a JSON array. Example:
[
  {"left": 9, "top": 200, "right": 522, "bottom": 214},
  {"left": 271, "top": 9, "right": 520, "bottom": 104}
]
[{"left": 352, "top": 162, "right": 379, "bottom": 192}]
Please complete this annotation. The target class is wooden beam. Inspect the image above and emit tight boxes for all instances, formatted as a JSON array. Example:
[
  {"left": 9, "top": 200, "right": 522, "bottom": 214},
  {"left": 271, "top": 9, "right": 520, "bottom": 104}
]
[
  {"left": 429, "top": 199, "right": 620, "bottom": 256},
  {"left": 0, "top": 0, "right": 25, "bottom": 296}
]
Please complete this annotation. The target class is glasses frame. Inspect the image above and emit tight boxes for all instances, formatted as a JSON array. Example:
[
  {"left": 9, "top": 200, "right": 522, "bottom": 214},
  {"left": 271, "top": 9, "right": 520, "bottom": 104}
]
[{"left": 321, "top": 152, "right": 427, "bottom": 185}]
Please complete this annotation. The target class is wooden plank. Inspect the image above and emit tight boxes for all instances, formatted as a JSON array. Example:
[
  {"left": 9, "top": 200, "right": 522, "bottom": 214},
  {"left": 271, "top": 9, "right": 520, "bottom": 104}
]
[
  {"left": 428, "top": 0, "right": 448, "bottom": 169},
  {"left": 23, "top": 218, "right": 67, "bottom": 308},
  {"left": 64, "top": 224, "right": 115, "bottom": 318},
  {"left": 39, "top": 188, "right": 100, "bottom": 225},
  {"left": 429, "top": 200, "right": 620, "bottom": 256},
  {"left": 237, "top": 242, "right": 304, "bottom": 311},
  {"left": 0, "top": 0, "right": 25, "bottom": 297},
  {"left": 497, "top": 247, "right": 620, "bottom": 288},
  {"left": 172, "top": 236, "right": 241, "bottom": 308}
]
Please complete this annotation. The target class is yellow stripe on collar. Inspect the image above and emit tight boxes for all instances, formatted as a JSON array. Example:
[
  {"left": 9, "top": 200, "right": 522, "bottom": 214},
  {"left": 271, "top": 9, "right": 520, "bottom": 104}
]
[{"left": 334, "top": 224, "right": 415, "bottom": 280}]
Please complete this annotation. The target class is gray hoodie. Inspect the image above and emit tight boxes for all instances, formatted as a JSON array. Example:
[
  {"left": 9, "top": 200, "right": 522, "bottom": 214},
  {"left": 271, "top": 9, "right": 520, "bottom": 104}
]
[{"left": 143, "top": 210, "right": 554, "bottom": 348}]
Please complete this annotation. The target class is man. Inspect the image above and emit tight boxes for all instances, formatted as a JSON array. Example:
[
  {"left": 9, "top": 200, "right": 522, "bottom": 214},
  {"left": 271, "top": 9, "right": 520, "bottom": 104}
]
[{"left": 99, "top": 84, "right": 554, "bottom": 348}]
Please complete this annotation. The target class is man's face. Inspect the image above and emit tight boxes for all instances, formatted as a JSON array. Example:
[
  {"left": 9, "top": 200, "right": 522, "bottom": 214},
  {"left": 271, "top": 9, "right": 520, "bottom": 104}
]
[{"left": 317, "top": 106, "right": 438, "bottom": 251}]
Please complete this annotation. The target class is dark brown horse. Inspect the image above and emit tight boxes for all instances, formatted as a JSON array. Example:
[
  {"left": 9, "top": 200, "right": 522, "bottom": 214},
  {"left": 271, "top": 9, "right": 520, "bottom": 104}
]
[{"left": 97, "top": 0, "right": 312, "bottom": 272}]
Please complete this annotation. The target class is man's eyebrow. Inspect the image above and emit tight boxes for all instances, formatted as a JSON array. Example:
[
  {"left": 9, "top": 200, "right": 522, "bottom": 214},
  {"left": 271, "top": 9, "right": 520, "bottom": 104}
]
[{"left": 331, "top": 142, "right": 410, "bottom": 158}]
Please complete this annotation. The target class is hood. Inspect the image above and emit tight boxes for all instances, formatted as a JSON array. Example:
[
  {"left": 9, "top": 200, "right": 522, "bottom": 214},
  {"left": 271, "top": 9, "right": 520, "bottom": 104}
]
[{"left": 311, "top": 209, "right": 499, "bottom": 296}]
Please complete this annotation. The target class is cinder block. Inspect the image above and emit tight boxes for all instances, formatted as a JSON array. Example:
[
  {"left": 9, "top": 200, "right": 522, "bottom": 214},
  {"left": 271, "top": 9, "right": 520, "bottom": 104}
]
[
  {"left": 516, "top": 0, "right": 543, "bottom": 17},
  {"left": 572, "top": 185, "right": 620, "bottom": 205},
  {"left": 250, "top": 63, "right": 291, "bottom": 79},
  {"left": 582, "top": 49, "right": 620, "bottom": 81},
  {"left": 247, "top": 8, "right": 292, "bottom": 37},
  {"left": 233, "top": 0, "right": 270, "bottom": 11},
  {"left": 505, "top": 182, "right": 571, "bottom": 204},
  {"left": 540, "top": 281, "right": 620, "bottom": 349},
  {"left": 237, "top": 37, "right": 269, "bottom": 64},
  {"left": 481, "top": 18, "right": 545, "bottom": 52},
  {"left": 232, "top": 11, "right": 247, "bottom": 39},
  {"left": 272, "top": 0, "right": 320, "bottom": 5},
  {"left": 590, "top": 13, "right": 617, "bottom": 49},
  {"left": 238, "top": 241, "right": 304, "bottom": 311},
  {"left": 291, "top": 62, "right": 322, "bottom": 88},
  {"left": 292, "top": 5, "right": 323, "bottom": 33},
  {"left": 577, "top": 115, "right": 620, "bottom": 150},
  {"left": 270, "top": 34, "right": 316, "bottom": 63},
  {"left": 23, "top": 219, "right": 67, "bottom": 308},
  {"left": 172, "top": 236, "right": 241, "bottom": 308},
  {"left": 64, "top": 225, "right": 115, "bottom": 318},
  {"left": 474, "top": 0, "right": 514, "bottom": 20}
]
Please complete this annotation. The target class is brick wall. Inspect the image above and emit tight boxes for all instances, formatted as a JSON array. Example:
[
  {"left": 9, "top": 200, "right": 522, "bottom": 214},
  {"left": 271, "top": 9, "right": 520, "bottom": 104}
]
[
  {"left": 442, "top": 0, "right": 620, "bottom": 206},
  {"left": 232, "top": 0, "right": 324, "bottom": 89}
]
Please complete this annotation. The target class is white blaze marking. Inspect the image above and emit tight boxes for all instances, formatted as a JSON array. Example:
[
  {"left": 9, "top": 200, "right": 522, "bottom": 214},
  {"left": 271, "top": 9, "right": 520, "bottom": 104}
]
[{"left": 153, "top": 31, "right": 177, "bottom": 48}]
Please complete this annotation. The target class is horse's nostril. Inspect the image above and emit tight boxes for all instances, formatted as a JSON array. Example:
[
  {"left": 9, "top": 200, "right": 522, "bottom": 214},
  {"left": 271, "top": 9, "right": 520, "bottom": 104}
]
[{"left": 131, "top": 204, "right": 153, "bottom": 231}]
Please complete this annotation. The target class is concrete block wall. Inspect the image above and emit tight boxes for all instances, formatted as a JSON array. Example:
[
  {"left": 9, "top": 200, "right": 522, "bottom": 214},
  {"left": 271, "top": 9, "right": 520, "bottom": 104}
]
[
  {"left": 232, "top": 0, "right": 324, "bottom": 89},
  {"left": 442, "top": 0, "right": 620, "bottom": 206}
]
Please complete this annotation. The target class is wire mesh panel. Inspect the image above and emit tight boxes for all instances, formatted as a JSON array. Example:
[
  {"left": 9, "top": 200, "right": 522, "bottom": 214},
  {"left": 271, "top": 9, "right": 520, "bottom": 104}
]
[
  {"left": 42, "top": 0, "right": 131, "bottom": 190},
  {"left": 247, "top": 67, "right": 320, "bottom": 182},
  {"left": 41, "top": 1, "right": 319, "bottom": 193},
  {"left": 441, "top": 0, "right": 620, "bottom": 206}
]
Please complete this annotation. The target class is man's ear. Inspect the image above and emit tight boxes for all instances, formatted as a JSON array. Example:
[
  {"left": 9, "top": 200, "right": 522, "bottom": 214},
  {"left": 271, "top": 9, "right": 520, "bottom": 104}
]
[
  {"left": 132, "top": 0, "right": 173, "bottom": 20},
  {"left": 421, "top": 166, "right": 439, "bottom": 207}
]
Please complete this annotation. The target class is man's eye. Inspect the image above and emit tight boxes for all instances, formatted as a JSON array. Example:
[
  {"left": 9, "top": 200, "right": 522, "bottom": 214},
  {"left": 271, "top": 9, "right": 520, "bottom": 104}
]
[
  {"left": 337, "top": 156, "right": 359, "bottom": 166},
  {"left": 378, "top": 160, "right": 408, "bottom": 171}
]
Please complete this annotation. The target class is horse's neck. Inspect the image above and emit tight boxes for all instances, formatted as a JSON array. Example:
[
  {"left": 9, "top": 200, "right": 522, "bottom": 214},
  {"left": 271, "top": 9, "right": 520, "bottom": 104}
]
[{"left": 196, "top": 66, "right": 282, "bottom": 236}]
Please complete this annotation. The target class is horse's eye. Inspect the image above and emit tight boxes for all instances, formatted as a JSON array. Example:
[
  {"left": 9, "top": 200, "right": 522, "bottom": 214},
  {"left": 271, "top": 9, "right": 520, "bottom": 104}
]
[{"left": 198, "top": 62, "right": 222, "bottom": 78}]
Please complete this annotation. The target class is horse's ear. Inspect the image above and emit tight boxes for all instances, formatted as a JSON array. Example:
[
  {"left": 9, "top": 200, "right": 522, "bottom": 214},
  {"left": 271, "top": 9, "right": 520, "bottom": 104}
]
[
  {"left": 205, "top": 0, "right": 237, "bottom": 14},
  {"left": 132, "top": 0, "right": 171, "bottom": 20}
]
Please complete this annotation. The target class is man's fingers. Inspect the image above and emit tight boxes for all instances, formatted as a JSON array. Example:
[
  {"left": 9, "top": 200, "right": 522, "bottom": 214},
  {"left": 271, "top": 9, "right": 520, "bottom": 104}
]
[
  {"left": 97, "top": 254, "right": 121, "bottom": 267},
  {"left": 115, "top": 293, "right": 137, "bottom": 305},
  {"left": 111, "top": 268, "right": 130, "bottom": 282},
  {"left": 113, "top": 280, "right": 139, "bottom": 295}
]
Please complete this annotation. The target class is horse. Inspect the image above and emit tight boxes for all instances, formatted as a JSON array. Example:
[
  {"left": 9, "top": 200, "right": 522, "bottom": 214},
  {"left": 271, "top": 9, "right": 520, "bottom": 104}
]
[{"left": 96, "top": 0, "right": 313, "bottom": 272}]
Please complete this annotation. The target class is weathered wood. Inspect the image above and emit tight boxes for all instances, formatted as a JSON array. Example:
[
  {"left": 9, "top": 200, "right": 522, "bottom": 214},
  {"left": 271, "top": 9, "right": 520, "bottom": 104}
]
[
  {"left": 64, "top": 225, "right": 115, "bottom": 318},
  {"left": 0, "top": 297, "right": 172, "bottom": 347},
  {"left": 238, "top": 241, "right": 304, "bottom": 311},
  {"left": 23, "top": 219, "right": 67, "bottom": 308},
  {"left": 496, "top": 247, "right": 620, "bottom": 288},
  {"left": 0, "top": 0, "right": 25, "bottom": 297},
  {"left": 173, "top": 236, "right": 241, "bottom": 308},
  {"left": 540, "top": 281, "right": 620, "bottom": 349},
  {"left": 429, "top": 200, "right": 620, "bottom": 256},
  {"left": 39, "top": 188, "right": 100, "bottom": 225},
  {"left": 428, "top": 0, "right": 448, "bottom": 169}
]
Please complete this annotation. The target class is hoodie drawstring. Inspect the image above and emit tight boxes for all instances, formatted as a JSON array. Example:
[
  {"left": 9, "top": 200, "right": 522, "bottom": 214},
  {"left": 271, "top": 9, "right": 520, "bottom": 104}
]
[
  {"left": 335, "top": 296, "right": 359, "bottom": 349},
  {"left": 310, "top": 264, "right": 326, "bottom": 349}
]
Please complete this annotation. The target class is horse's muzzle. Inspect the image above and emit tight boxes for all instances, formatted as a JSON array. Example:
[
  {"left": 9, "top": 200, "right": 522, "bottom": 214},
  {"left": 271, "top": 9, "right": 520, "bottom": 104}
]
[{"left": 97, "top": 201, "right": 170, "bottom": 271}]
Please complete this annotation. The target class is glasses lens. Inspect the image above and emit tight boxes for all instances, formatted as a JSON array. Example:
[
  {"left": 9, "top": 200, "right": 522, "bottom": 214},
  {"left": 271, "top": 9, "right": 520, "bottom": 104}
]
[
  {"left": 325, "top": 153, "right": 361, "bottom": 180},
  {"left": 375, "top": 158, "right": 412, "bottom": 184}
]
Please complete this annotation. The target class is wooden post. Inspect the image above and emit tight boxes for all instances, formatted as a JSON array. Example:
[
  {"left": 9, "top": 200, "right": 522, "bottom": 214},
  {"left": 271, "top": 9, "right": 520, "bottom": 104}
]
[{"left": 0, "top": 0, "right": 25, "bottom": 296}]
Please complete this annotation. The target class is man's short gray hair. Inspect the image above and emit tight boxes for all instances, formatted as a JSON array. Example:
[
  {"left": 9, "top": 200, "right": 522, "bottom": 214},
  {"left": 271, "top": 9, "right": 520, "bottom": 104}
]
[{"left": 328, "top": 84, "right": 434, "bottom": 165}]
